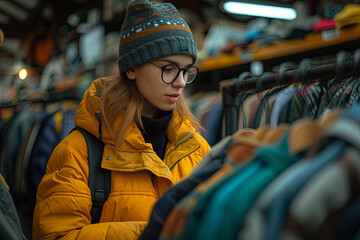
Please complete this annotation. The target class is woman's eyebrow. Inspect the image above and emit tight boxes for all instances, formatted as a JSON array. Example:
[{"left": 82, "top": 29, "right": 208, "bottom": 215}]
[{"left": 157, "top": 59, "right": 193, "bottom": 67}]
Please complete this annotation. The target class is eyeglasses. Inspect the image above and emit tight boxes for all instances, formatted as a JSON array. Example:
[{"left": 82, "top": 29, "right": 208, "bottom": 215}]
[{"left": 149, "top": 61, "right": 198, "bottom": 84}]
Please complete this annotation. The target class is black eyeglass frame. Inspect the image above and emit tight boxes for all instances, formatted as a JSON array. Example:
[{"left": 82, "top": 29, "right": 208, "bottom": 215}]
[{"left": 149, "top": 61, "right": 199, "bottom": 84}]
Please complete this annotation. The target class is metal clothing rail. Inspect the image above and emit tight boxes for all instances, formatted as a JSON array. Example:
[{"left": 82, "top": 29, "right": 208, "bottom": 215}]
[
  {"left": 0, "top": 88, "right": 79, "bottom": 109},
  {"left": 220, "top": 49, "right": 360, "bottom": 136}
]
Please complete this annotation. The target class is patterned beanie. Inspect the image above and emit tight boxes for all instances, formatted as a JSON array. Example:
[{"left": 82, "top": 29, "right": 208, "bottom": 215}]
[{"left": 118, "top": 0, "right": 197, "bottom": 74}]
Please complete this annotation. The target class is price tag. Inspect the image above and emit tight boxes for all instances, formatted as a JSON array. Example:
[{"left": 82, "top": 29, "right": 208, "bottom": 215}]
[{"left": 321, "top": 29, "right": 340, "bottom": 41}]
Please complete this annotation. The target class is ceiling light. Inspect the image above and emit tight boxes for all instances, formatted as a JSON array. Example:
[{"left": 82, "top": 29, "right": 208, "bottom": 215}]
[
  {"left": 221, "top": 1, "right": 297, "bottom": 20},
  {"left": 19, "top": 68, "right": 27, "bottom": 80}
]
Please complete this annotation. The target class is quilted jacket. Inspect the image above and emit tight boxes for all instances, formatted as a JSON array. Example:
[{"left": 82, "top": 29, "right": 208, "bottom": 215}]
[{"left": 32, "top": 79, "right": 210, "bottom": 240}]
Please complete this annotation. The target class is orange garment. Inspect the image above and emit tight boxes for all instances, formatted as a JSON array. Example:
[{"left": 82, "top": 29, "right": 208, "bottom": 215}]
[
  {"left": 24, "top": 32, "right": 56, "bottom": 67},
  {"left": 160, "top": 125, "right": 287, "bottom": 237}
]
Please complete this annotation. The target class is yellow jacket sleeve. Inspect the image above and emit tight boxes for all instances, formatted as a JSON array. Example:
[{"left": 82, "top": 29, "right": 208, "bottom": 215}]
[{"left": 32, "top": 138, "right": 147, "bottom": 240}]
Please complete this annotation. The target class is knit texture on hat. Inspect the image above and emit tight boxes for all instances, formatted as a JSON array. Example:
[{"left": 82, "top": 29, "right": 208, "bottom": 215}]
[{"left": 118, "top": 0, "right": 197, "bottom": 73}]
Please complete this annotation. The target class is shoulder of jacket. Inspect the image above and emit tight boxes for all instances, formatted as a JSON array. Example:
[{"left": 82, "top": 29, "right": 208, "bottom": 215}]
[
  {"left": 51, "top": 130, "right": 89, "bottom": 165},
  {"left": 63, "top": 129, "right": 87, "bottom": 146},
  {"left": 194, "top": 131, "right": 211, "bottom": 151}
]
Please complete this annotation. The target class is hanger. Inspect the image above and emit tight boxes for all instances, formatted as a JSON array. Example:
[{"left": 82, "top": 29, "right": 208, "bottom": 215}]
[
  {"left": 335, "top": 50, "right": 352, "bottom": 81},
  {"left": 353, "top": 48, "right": 360, "bottom": 76},
  {"left": 277, "top": 61, "right": 296, "bottom": 85},
  {"left": 293, "top": 58, "right": 314, "bottom": 84},
  {"left": 256, "top": 72, "right": 274, "bottom": 93},
  {"left": 254, "top": 72, "right": 275, "bottom": 128},
  {"left": 236, "top": 71, "right": 254, "bottom": 93},
  {"left": 236, "top": 71, "right": 255, "bottom": 129}
]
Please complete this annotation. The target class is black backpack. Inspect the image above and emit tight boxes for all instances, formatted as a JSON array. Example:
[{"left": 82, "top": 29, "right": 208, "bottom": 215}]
[{"left": 71, "top": 126, "right": 110, "bottom": 224}]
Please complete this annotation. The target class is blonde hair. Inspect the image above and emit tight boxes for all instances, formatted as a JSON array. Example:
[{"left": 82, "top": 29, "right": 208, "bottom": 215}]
[{"left": 98, "top": 74, "right": 204, "bottom": 148}]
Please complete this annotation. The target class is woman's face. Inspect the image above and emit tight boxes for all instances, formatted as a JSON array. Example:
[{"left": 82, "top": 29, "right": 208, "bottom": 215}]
[{"left": 126, "top": 54, "right": 193, "bottom": 118}]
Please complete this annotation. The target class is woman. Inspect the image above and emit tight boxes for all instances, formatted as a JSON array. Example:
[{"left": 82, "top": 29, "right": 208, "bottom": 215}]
[{"left": 32, "top": 0, "right": 210, "bottom": 239}]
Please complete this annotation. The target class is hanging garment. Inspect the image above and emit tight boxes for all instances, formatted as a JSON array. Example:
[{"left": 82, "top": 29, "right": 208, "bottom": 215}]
[
  {"left": 59, "top": 110, "right": 76, "bottom": 140},
  {"left": 327, "top": 77, "right": 357, "bottom": 110},
  {"left": 185, "top": 120, "right": 320, "bottom": 240},
  {"left": 0, "top": 108, "right": 37, "bottom": 187},
  {"left": 0, "top": 173, "right": 27, "bottom": 240},
  {"left": 252, "top": 87, "right": 285, "bottom": 129},
  {"left": 158, "top": 125, "right": 288, "bottom": 240},
  {"left": 239, "top": 105, "right": 360, "bottom": 240},
  {"left": 282, "top": 147, "right": 360, "bottom": 240},
  {"left": 191, "top": 92, "right": 222, "bottom": 146},
  {"left": 302, "top": 81, "right": 327, "bottom": 119},
  {"left": 335, "top": 193, "right": 360, "bottom": 240},
  {"left": 139, "top": 136, "right": 233, "bottom": 240},
  {"left": 202, "top": 101, "right": 223, "bottom": 146},
  {"left": 13, "top": 110, "right": 48, "bottom": 205},
  {"left": 348, "top": 79, "right": 360, "bottom": 106},
  {"left": 316, "top": 78, "right": 344, "bottom": 118},
  {"left": 28, "top": 111, "right": 63, "bottom": 208},
  {"left": 270, "top": 86, "right": 299, "bottom": 127}
]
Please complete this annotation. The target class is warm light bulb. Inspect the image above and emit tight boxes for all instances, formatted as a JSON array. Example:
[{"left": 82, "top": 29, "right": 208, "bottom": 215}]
[{"left": 19, "top": 68, "right": 28, "bottom": 80}]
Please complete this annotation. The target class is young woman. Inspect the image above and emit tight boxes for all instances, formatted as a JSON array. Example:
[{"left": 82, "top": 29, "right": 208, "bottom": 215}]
[{"left": 32, "top": 0, "right": 211, "bottom": 239}]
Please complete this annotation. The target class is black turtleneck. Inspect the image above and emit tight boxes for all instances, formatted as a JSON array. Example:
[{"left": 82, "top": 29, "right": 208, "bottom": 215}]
[{"left": 140, "top": 111, "right": 173, "bottom": 160}]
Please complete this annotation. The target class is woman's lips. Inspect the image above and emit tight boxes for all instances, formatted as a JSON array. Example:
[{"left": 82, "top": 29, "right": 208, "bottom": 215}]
[{"left": 166, "top": 94, "right": 179, "bottom": 103}]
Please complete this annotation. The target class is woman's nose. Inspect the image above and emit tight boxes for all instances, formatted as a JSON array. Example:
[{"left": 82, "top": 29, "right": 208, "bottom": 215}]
[{"left": 172, "top": 70, "right": 186, "bottom": 88}]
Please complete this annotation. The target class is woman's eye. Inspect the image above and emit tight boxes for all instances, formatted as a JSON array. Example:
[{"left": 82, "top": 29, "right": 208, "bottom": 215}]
[{"left": 163, "top": 66, "right": 177, "bottom": 73}]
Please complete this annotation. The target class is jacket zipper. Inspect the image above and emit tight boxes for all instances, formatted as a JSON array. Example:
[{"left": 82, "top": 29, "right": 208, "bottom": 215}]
[
  {"left": 151, "top": 135, "right": 198, "bottom": 195},
  {"left": 164, "top": 135, "right": 200, "bottom": 170},
  {"left": 164, "top": 135, "right": 193, "bottom": 159}
]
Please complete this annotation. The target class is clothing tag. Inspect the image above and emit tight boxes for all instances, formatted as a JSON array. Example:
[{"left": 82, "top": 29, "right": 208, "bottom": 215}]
[
  {"left": 250, "top": 61, "right": 263, "bottom": 76},
  {"left": 240, "top": 50, "right": 253, "bottom": 62},
  {"left": 321, "top": 29, "right": 340, "bottom": 42}
]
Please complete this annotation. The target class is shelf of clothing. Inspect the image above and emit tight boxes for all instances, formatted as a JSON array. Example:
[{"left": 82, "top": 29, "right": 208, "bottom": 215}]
[
  {"left": 194, "top": 24, "right": 360, "bottom": 91},
  {"left": 196, "top": 24, "right": 360, "bottom": 73}
]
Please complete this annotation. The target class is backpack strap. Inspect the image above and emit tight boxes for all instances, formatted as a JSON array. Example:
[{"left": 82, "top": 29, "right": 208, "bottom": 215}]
[{"left": 71, "top": 126, "right": 111, "bottom": 224}]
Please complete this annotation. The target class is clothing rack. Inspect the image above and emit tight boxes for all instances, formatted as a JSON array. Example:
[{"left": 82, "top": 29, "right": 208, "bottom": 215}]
[
  {"left": 220, "top": 49, "right": 360, "bottom": 136},
  {"left": 0, "top": 88, "right": 79, "bottom": 109}
]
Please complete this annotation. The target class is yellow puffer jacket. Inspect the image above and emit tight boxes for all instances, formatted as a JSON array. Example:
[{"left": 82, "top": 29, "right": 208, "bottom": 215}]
[{"left": 32, "top": 79, "right": 211, "bottom": 240}]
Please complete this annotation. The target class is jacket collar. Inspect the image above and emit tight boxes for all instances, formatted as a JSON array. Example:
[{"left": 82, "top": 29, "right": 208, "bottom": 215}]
[{"left": 74, "top": 78, "right": 201, "bottom": 181}]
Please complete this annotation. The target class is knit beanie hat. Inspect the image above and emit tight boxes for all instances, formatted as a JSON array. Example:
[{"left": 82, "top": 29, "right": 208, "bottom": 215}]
[{"left": 118, "top": 0, "right": 197, "bottom": 74}]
